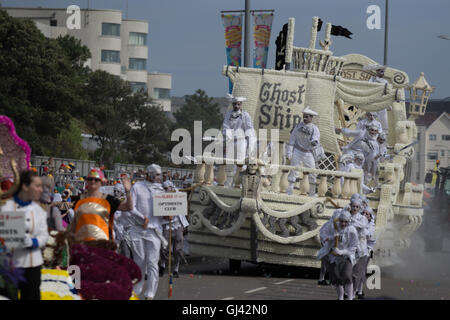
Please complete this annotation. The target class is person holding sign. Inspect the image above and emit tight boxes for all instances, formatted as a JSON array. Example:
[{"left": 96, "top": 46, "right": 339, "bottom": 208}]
[
  {"left": 158, "top": 180, "right": 189, "bottom": 278},
  {"left": 0, "top": 170, "right": 49, "bottom": 300},
  {"left": 129, "top": 163, "right": 167, "bottom": 300},
  {"left": 285, "top": 106, "right": 324, "bottom": 196}
]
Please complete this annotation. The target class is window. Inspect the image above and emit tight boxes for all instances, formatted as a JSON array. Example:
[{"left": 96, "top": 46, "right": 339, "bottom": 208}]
[
  {"left": 428, "top": 152, "right": 438, "bottom": 160},
  {"left": 129, "top": 82, "right": 147, "bottom": 93},
  {"left": 442, "top": 150, "right": 446, "bottom": 157},
  {"left": 50, "top": 19, "right": 57, "bottom": 27},
  {"left": 101, "top": 50, "right": 120, "bottom": 63},
  {"left": 442, "top": 135, "right": 450, "bottom": 141},
  {"left": 153, "top": 88, "right": 171, "bottom": 99},
  {"left": 129, "top": 58, "right": 147, "bottom": 70},
  {"left": 429, "top": 134, "right": 436, "bottom": 141},
  {"left": 129, "top": 32, "right": 147, "bottom": 46},
  {"left": 417, "top": 133, "right": 420, "bottom": 140},
  {"left": 102, "top": 23, "right": 120, "bottom": 36}
]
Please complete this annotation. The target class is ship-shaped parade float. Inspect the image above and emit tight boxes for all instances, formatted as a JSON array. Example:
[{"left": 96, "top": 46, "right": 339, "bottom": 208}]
[{"left": 185, "top": 17, "right": 434, "bottom": 270}]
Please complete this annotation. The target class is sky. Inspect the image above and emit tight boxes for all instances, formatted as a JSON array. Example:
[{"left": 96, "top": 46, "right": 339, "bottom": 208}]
[{"left": 2, "top": 0, "right": 450, "bottom": 99}]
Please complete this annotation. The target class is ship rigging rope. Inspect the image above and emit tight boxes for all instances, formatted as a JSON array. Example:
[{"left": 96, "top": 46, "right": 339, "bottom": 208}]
[
  {"left": 252, "top": 212, "right": 321, "bottom": 244},
  {"left": 256, "top": 191, "right": 322, "bottom": 219},
  {"left": 192, "top": 204, "right": 248, "bottom": 237},
  {"left": 250, "top": 179, "right": 322, "bottom": 244},
  {"left": 199, "top": 186, "right": 241, "bottom": 213}
]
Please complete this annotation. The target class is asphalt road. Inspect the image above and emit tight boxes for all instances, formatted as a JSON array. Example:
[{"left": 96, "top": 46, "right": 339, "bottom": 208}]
[{"left": 153, "top": 234, "right": 450, "bottom": 300}]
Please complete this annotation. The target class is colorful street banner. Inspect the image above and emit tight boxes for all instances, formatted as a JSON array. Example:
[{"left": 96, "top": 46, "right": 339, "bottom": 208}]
[
  {"left": 222, "top": 14, "right": 243, "bottom": 93},
  {"left": 253, "top": 13, "right": 273, "bottom": 69}
]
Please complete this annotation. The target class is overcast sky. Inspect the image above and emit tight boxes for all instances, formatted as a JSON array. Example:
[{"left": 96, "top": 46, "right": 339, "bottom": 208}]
[{"left": 2, "top": 0, "right": 449, "bottom": 98}]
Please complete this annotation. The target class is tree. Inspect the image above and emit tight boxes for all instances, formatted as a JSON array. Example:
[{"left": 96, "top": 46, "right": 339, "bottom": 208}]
[
  {"left": 126, "top": 99, "right": 175, "bottom": 166},
  {"left": 173, "top": 89, "right": 224, "bottom": 161},
  {"left": 174, "top": 89, "right": 223, "bottom": 133},
  {"left": 53, "top": 118, "right": 89, "bottom": 160},
  {"left": 0, "top": 10, "right": 90, "bottom": 156},
  {"left": 81, "top": 70, "right": 135, "bottom": 167}
]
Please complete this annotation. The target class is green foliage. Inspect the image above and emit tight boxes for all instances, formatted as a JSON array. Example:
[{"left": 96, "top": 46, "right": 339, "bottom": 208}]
[
  {"left": 174, "top": 89, "right": 223, "bottom": 134},
  {"left": 0, "top": 10, "right": 88, "bottom": 156},
  {"left": 0, "top": 10, "right": 211, "bottom": 169},
  {"left": 54, "top": 118, "right": 89, "bottom": 160},
  {"left": 126, "top": 100, "right": 175, "bottom": 166}
]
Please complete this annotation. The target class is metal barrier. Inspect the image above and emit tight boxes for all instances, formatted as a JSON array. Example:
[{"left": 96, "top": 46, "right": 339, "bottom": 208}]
[{"left": 31, "top": 156, "right": 195, "bottom": 182}]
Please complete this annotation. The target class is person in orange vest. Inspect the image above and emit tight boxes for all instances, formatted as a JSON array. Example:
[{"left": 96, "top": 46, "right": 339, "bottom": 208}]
[{"left": 69, "top": 168, "right": 133, "bottom": 244}]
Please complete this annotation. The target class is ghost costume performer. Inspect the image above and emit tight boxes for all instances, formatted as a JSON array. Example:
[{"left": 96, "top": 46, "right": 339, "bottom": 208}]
[
  {"left": 285, "top": 106, "right": 324, "bottom": 196},
  {"left": 222, "top": 94, "right": 257, "bottom": 163}
]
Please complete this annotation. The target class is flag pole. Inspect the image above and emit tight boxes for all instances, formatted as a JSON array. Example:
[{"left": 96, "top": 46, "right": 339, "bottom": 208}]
[
  {"left": 384, "top": 0, "right": 389, "bottom": 66},
  {"left": 244, "top": 0, "right": 251, "bottom": 67},
  {"left": 168, "top": 216, "right": 173, "bottom": 298}
]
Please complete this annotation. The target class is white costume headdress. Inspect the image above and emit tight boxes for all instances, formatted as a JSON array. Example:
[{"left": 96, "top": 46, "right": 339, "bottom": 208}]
[
  {"left": 163, "top": 180, "right": 175, "bottom": 189},
  {"left": 339, "top": 211, "right": 352, "bottom": 222},
  {"left": 302, "top": 106, "right": 318, "bottom": 116},
  {"left": 363, "top": 64, "right": 387, "bottom": 71},
  {"left": 147, "top": 164, "right": 162, "bottom": 175},
  {"left": 226, "top": 93, "right": 247, "bottom": 103}
]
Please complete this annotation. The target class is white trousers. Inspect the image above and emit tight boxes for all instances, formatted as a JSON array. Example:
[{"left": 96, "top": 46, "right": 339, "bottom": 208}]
[
  {"left": 130, "top": 228, "right": 161, "bottom": 299},
  {"left": 225, "top": 136, "right": 257, "bottom": 164},
  {"left": 288, "top": 149, "right": 316, "bottom": 184}
]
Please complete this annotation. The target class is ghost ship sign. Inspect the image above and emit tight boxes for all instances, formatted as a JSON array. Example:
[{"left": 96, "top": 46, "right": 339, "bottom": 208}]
[
  {"left": 258, "top": 81, "right": 306, "bottom": 131},
  {"left": 224, "top": 66, "right": 310, "bottom": 142}
]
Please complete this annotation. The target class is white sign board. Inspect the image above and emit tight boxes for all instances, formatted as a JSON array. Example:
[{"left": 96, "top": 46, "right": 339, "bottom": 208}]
[
  {"left": 0, "top": 211, "right": 25, "bottom": 249},
  {"left": 100, "top": 186, "right": 115, "bottom": 196},
  {"left": 153, "top": 192, "right": 188, "bottom": 217}
]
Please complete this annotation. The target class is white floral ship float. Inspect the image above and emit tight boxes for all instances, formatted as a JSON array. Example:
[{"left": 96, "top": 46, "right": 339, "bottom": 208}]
[{"left": 186, "top": 17, "right": 432, "bottom": 269}]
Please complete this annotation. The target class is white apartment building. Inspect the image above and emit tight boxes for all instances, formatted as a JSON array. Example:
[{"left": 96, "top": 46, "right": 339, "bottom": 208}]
[
  {"left": 411, "top": 112, "right": 450, "bottom": 185},
  {"left": 148, "top": 72, "right": 172, "bottom": 112},
  {"left": 4, "top": 6, "right": 172, "bottom": 111}
]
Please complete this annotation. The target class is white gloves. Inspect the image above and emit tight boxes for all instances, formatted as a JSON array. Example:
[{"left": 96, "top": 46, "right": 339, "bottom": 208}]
[
  {"left": 333, "top": 248, "right": 349, "bottom": 256},
  {"left": 23, "top": 235, "right": 33, "bottom": 248}
]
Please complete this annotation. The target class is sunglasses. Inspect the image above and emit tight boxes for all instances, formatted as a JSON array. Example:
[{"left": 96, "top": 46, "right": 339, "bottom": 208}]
[{"left": 86, "top": 177, "right": 101, "bottom": 182}]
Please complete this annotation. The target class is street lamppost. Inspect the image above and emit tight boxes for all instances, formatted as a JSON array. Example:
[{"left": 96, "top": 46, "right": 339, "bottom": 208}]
[{"left": 384, "top": 0, "right": 389, "bottom": 66}]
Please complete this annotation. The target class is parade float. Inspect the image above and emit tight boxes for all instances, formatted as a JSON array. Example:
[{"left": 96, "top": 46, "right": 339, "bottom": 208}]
[{"left": 186, "top": 17, "right": 433, "bottom": 269}]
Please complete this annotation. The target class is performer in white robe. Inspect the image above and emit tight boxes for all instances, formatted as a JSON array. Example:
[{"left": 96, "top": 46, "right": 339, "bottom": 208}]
[
  {"left": 222, "top": 94, "right": 257, "bottom": 164},
  {"left": 285, "top": 106, "right": 324, "bottom": 196},
  {"left": 366, "top": 64, "right": 391, "bottom": 132},
  {"left": 129, "top": 164, "right": 167, "bottom": 300},
  {"left": 354, "top": 206, "right": 376, "bottom": 299},
  {"left": 317, "top": 211, "right": 359, "bottom": 300},
  {"left": 356, "top": 112, "right": 383, "bottom": 134}
]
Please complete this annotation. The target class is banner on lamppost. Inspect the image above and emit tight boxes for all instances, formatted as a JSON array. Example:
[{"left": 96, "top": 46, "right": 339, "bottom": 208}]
[
  {"left": 253, "top": 13, "right": 273, "bottom": 69},
  {"left": 222, "top": 14, "right": 243, "bottom": 93}
]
